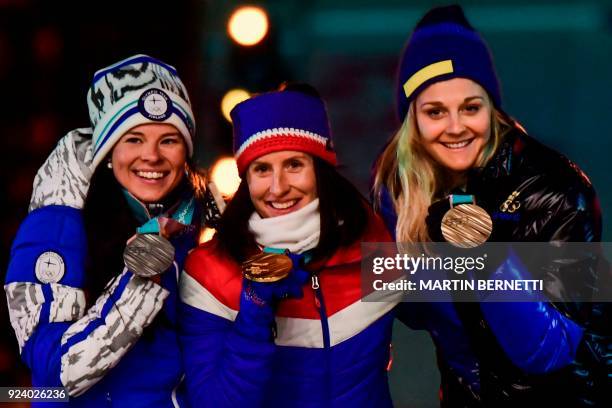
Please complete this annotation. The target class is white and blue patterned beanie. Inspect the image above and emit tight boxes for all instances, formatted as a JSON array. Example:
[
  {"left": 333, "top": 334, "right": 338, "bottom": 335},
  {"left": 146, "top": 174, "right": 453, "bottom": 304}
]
[{"left": 87, "top": 54, "right": 195, "bottom": 169}]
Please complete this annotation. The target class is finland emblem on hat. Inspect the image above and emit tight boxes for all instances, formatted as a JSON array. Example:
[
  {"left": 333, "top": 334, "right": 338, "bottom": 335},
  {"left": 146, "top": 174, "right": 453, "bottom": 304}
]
[
  {"left": 138, "top": 88, "right": 173, "bottom": 121},
  {"left": 35, "top": 251, "right": 65, "bottom": 284}
]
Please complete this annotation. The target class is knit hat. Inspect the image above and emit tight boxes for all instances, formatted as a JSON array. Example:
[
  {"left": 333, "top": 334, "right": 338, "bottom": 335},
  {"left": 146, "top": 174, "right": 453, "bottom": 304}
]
[
  {"left": 230, "top": 90, "right": 337, "bottom": 174},
  {"left": 87, "top": 54, "right": 195, "bottom": 169},
  {"left": 396, "top": 5, "right": 501, "bottom": 121}
]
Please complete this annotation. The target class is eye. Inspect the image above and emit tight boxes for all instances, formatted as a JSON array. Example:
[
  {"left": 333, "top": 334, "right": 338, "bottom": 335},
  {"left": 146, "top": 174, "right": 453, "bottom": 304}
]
[
  {"left": 161, "top": 136, "right": 181, "bottom": 145},
  {"left": 463, "top": 104, "right": 481, "bottom": 114},
  {"left": 123, "top": 136, "right": 142, "bottom": 144},
  {"left": 425, "top": 108, "right": 444, "bottom": 119},
  {"left": 252, "top": 163, "right": 270, "bottom": 174},
  {"left": 286, "top": 159, "right": 304, "bottom": 170}
]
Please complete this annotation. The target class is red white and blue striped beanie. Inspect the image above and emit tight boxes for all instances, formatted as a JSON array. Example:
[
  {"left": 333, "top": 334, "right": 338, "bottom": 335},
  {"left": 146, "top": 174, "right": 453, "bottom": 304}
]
[
  {"left": 396, "top": 5, "right": 501, "bottom": 122},
  {"left": 87, "top": 54, "right": 195, "bottom": 169},
  {"left": 230, "top": 90, "right": 337, "bottom": 174}
]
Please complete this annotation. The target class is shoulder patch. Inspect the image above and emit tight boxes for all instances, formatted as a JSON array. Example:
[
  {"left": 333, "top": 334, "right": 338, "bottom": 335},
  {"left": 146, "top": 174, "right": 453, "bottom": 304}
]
[{"left": 35, "top": 251, "right": 65, "bottom": 283}]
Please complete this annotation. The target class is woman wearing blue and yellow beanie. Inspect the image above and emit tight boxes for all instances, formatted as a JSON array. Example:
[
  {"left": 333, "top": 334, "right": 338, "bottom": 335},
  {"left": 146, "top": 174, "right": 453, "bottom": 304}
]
[{"left": 373, "top": 5, "right": 608, "bottom": 407}]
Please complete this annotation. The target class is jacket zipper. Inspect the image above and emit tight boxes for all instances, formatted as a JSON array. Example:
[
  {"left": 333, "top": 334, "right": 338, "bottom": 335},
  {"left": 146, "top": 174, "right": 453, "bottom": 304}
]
[
  {"left": 312, "top": 273, "right": 331, "bottom": 407},
  {"left": 312, "top": 274, "right": 330, "bottom": 348}
]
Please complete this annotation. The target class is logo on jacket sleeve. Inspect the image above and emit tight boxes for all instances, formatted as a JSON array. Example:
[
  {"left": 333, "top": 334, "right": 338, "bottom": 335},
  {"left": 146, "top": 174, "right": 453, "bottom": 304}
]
[{"left": 35, "top": 251, "right": 65, "bottom": 283}]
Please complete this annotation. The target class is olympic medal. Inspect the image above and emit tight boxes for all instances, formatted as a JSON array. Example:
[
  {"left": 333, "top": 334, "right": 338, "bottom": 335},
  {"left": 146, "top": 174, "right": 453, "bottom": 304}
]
[
  {"left": 441, "top": 204, "right": 492, "bottom": 248},
  {"left": 124, "top": 233, "right": 175, "bottom": 277},
  {"left": 242, "top": 252, "right": 293, "bottom": 282}
]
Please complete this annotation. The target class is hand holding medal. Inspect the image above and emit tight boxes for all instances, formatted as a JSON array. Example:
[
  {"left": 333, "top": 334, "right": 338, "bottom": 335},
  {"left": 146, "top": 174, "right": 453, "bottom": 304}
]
[
  {"left": 242, "top": 251, "right": 293, "bottom": 282},
  {"left": 241, "top": 249, "right": 310, "bottom": 301},
  {"left": 123, "top": 197, "right": 195, "bottom": 277}
]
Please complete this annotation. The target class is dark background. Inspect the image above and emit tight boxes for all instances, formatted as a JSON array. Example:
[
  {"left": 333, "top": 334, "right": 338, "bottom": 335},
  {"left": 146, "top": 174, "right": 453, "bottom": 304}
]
[{"left": 1, "top": 1, "right": 610, "bottom": 407}]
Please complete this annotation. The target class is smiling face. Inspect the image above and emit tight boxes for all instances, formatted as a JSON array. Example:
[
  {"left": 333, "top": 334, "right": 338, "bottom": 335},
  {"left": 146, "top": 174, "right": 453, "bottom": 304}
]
[
  {"left": 111, "top": 123, "right": 187, "bottom": 203},
  {"left": 415, "top": 78, "right": 493, "bottom": 177},
  {"left": 246, "top": 150, "right": 317, "bottom": 218}
]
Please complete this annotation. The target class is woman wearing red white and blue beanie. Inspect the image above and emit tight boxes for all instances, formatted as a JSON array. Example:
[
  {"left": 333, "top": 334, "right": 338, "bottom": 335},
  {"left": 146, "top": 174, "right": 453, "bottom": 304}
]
[
  {"left": 373, "top": 4, "right": 609, "bottom": 407},
  {"left": 180, "top": 84, "right": 401, "bottom": 407}
]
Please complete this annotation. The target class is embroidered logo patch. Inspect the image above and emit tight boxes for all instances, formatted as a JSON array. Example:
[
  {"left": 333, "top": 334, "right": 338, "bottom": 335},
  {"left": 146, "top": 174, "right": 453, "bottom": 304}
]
[
  {"left": 138, "top": 88, "right": 172, "bottom": 121},
  {"left": 35, "top": 251, "right": 65, "bottom": 283}
]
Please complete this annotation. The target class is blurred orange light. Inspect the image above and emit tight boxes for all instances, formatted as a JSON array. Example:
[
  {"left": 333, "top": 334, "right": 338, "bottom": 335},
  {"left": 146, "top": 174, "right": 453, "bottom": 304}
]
[
  {"left": 221, "top": 88, "right": 250, "bottom": 123},
  {"left": 210, "top": 157, "right": 241, "bottom": 198},
  {"left": 199, "top": 227, "right": 216, "bottom": 244},
  {"left": 228, "top": 6, "right": 269, "bottom": 46}
]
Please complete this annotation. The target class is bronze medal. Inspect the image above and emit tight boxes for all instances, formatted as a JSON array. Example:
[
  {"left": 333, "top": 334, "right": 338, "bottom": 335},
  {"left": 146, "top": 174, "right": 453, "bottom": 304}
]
[
  {"left": 242, "top": 252, "right": 293, "bottom": 283},
  {"left": 441, "top": 203, "right": 492, "bottom": 248},
  {"left": 123, "top": 233, "right": 175, "bottom": 277}
]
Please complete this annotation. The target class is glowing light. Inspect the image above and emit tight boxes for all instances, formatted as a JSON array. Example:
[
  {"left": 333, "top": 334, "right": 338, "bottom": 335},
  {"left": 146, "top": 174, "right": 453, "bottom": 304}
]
[
  {"left": 228, "top": 6, "right": 269, "bottom": 46},
  {"left": 221, "top": 88, "right": 250, "bottom": 123},
  {"left": 210, "top": 157, "right": 241, "bottom": 198},
  {"left": 199, "top": 227, "right": 216, "bottom": 244}
]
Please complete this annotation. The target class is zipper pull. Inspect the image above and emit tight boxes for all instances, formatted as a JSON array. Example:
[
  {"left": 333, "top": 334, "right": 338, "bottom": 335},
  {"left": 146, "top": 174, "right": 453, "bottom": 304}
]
[
  {"left": 311, "top": 274, "right": 320, "bottom": 290},
  {"left": 311, "top": 274, "right": 321, "bottom": 309}
]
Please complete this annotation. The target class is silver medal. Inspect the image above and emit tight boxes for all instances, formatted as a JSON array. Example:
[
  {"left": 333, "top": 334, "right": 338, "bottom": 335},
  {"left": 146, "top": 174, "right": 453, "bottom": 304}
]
[{"left": 123, "top": 234, "right": 175, "bottom": 277}]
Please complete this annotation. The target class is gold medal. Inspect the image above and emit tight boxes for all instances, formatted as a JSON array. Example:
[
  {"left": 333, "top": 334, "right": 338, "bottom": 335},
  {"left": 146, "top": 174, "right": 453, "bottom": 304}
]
[
  {"left": 242, "top": 252, "right": 293, "bottom": 282},
  {"left": 441, "top": 197, "right": 492, "bottom": 248}
]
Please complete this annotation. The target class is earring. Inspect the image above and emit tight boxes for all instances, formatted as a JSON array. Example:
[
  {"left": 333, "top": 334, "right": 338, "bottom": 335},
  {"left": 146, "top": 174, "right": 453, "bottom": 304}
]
[{"left": 106, "top": 161, "right": 113, "bottom": 169}]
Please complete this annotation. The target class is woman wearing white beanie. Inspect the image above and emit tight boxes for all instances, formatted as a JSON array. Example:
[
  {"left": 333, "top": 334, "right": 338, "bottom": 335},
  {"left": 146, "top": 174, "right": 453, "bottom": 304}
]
[{"left": 5, "top": 54, "right": 221, "bottom": 407}]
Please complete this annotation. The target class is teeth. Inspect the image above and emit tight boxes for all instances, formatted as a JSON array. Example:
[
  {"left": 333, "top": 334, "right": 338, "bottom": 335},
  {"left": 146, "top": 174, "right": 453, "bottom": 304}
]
[
  {"left": 270, "top": 200, "right": 297, "bottom": 209},
  {"left": 136, "top": 171, "right": 165, "bottom": 179},
  {"left": 443, "top": 140, "right": 471, "bottom": 149}
]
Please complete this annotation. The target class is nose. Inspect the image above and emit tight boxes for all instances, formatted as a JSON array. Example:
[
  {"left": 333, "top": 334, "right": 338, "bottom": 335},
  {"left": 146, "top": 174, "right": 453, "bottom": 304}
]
[
  {"left": 269, "top": 170, "right": 290, "bottom": 196},
  {"left": 446, "top": 112, "right": 466, "bottom": 136},
  {"left": 140, "top": 140, "right": 161, "bottom": 162}
]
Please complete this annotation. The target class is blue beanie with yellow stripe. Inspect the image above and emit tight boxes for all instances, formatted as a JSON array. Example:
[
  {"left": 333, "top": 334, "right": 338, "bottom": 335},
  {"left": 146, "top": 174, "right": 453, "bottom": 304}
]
[{"left": 396, "top": 5, "right": 501, "bottom": 121}]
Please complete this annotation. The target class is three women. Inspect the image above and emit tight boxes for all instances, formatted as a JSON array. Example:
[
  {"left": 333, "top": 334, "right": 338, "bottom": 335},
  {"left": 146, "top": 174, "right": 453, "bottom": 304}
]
[{"left": 5, "top": 6, "right": 609, "bottom": 407}]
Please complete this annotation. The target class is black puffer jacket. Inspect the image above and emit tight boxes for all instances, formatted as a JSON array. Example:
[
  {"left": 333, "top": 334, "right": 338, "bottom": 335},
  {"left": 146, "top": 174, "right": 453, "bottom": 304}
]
[{"left": 427, "top": 127, "right": 611, "bottom": 407}]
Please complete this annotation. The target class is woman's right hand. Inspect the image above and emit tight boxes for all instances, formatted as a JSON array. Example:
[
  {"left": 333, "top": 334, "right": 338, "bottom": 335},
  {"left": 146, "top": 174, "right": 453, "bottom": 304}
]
[{"left": 29, "top": 128, "right": 94, "bottom": 211}]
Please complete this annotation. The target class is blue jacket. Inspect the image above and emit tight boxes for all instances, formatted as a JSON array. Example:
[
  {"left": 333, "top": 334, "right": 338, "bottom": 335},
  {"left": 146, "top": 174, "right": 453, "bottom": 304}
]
[
  {"left": 5, "top": 205, "right": 197, "bottom": 407},
  {"left": 179, "top": 214, "right": 400, "bottom": 407}
]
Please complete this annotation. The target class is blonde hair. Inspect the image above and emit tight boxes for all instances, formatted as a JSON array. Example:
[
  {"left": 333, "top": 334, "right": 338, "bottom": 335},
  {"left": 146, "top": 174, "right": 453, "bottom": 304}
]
[{"left": 373, "top": 102, "right": 512, "bottom": 243}]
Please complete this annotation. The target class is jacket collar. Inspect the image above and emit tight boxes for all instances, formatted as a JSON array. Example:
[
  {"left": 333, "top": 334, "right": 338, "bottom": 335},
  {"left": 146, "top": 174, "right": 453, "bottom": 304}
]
[{"left": 467, "top": 126, "right": 528, "bottom": 191}]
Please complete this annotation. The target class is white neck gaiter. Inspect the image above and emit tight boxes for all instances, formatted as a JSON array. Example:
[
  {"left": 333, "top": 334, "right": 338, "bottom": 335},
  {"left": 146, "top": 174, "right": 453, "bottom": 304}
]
[{"left": 248, "top": 199, "right": 320, "bottom": 254}]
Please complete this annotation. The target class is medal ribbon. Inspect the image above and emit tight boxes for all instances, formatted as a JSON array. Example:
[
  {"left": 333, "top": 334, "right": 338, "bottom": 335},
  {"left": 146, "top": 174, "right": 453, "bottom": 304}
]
[
  {"left": 449, "top": 194, "right": 475, "bottom": 207},
  {"left": 121, "top": 189, "right": 195, "bottom": 237},
  {"left": 263, "top": 246, "right": 313, "bottom": 264},
  {"left": 137, "top": 197, "right": 195, "bottom": 236}
]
